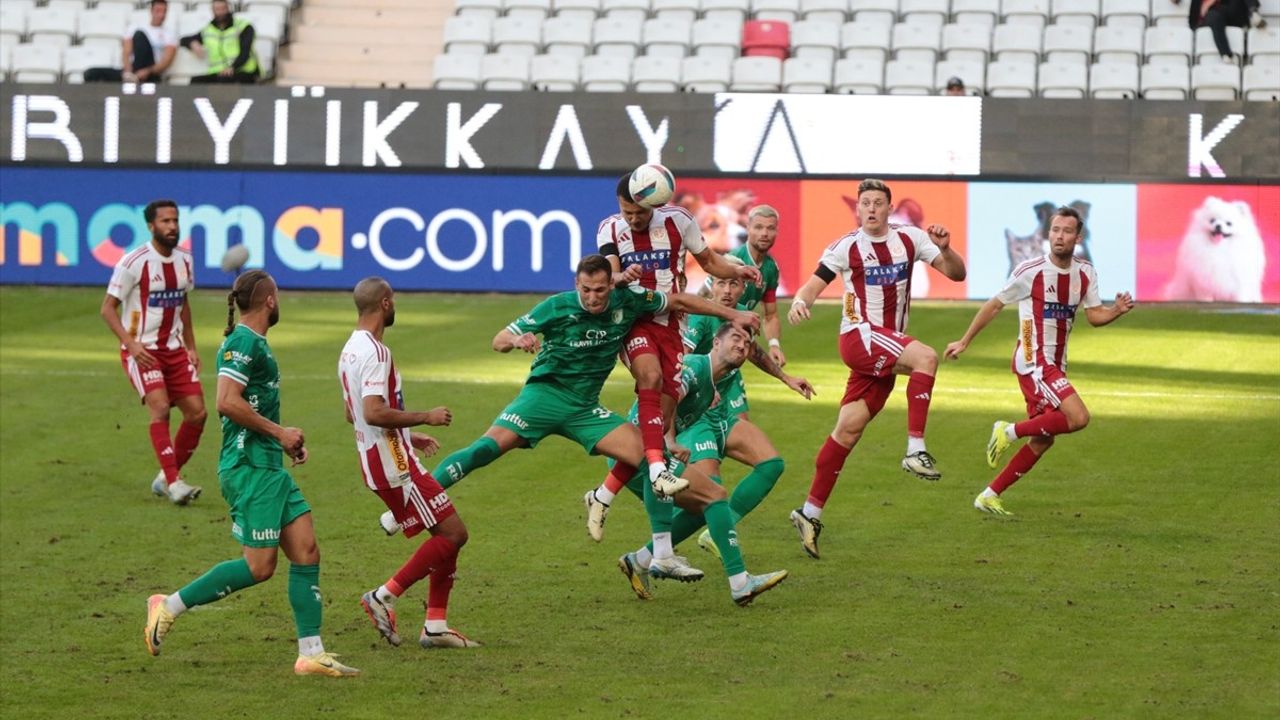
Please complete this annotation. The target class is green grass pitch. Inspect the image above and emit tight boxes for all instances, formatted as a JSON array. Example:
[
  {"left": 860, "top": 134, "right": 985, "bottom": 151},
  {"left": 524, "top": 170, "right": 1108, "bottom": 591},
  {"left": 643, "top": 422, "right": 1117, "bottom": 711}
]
[{"left": 1, "top": 287, "right": 1277, "bottom": 719}]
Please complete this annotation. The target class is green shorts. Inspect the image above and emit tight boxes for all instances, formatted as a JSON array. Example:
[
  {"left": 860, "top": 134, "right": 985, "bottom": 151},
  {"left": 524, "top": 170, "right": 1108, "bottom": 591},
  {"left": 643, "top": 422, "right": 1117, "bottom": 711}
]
[
  {"left": 680, "top": 416, "right": 728, "bottom": 464},
  {"left": 219, "top": 463, "right": 310, "bottom": 548},
  {"left": 493, "top": 381, "right": 626, "bottom": 454},
  {"left": 723, "top": 375, "right": 749, "bottom": 419}
]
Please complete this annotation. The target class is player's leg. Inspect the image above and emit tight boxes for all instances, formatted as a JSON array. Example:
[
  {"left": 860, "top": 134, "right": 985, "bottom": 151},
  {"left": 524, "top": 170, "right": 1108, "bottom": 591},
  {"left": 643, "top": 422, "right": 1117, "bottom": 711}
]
[
  {"left": 278, "top": 509, "right": 357, "bottom": 676},
  {"left": 623, "top": 325, "right": 677, "bottom": 490},
  {"left": 891, "top": 335, "right": 942, "bottom": 480},
  {"left": 433, "top": 426, "right": 522, "bottom": 488},
  {"left": 583, "top": 405, "right": 642, "bottom": 542},
  {"left": 592, "top": 421, "right": 682, "bottom": 574},
  {"left": 976, "top": 436, "right": 1055, "bottom": 516},
  {"left": 170, "top": 393, "right": 207, "bottom": 473},
  {"left": 724, "top": 419, "right": 785, "bottom": 524},
  {"left": 988, "top": 371, "right": 1085, "bottom": 467}
]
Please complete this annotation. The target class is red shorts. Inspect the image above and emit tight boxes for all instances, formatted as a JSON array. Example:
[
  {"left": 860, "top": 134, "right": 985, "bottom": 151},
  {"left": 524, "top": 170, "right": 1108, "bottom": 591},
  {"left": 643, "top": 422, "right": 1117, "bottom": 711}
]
[
  {"left": 622, "top": 318, "right": 685, "bottom": 400},
  {"left": 838, "top": 328, "right": 914, "bottom": 417},
  {"left": 1017, "top": 365, "right": 1077, "bottom": 418},
  {"left": 120, "top": 347, "right": 202, "bottom": 403},
  {"left": 375, "top": 469, "right": 456, "bottom": 539}
]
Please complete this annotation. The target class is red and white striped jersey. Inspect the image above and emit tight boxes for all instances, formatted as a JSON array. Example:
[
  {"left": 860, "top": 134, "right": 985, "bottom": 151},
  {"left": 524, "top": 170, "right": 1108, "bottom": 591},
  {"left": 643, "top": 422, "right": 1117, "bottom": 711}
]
[
  {"left": 596, "top": 205, "right": 707, "bottom": 327},
  {"left": 106, "top": 242, "right": 195, "bottom": 351},
  {"left": 996, "top": 256, "right": 1102, "bottom": 375},
  {"left": 818, "top": 225, "right": 941, "bottom": 336},
  {"left": 338, "top": 330, "right": 427, "bottom": 491}
]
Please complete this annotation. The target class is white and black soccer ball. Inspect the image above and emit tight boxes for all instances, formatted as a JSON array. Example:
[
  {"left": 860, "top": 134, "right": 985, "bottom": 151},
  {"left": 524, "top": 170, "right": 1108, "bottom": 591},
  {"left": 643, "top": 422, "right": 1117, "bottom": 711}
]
[
  {"left": 628, "top": 163, "right": 676, "bottom": 209},
  {"left": 220, "top": 244, "right": 250, "bottom": 274}
]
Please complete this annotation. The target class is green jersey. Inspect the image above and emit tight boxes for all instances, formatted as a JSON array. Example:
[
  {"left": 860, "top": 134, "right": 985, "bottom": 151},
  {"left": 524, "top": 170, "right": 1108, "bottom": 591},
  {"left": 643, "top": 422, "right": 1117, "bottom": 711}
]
[
  {"left": 216, "top": 324, "right": 283, "bottom": 470},
  {"left": 674, "top": 354, "right": 727, "bottom": 433},
  {"left": 683, "top": 312, "right": 747, "bottom": 419},
  {"left": 702, "top": 245, "right": 779, "bottom": 311},
  {"left": 507, "top": 286, "right": 667, "bottom": 401}
]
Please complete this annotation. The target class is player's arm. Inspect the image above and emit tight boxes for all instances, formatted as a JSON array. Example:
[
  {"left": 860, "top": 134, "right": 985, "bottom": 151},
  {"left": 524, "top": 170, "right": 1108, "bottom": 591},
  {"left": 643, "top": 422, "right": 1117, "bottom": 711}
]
[
  {"left": 597, "top": 236, "right": 642, "bottom": 287},
  {"left": 493, "top": 328, "right": 541, "bottom": 354},
  {"left": 944, "top": 297, "right": 1006, "bottom": 360},
  {"left": 179, "top": 298, "right": 199, "bottom": 370},
  {"left": 668, "top": 292, "right": 761, "bottom": 333},
  {"left": 746, "top": 342, "right": 814, "bottom": 399},
  {"left": 100, "top": 293, "right": 158, "bottom": 369},
  {"left": 925, "top": 224, "right": 967, "bottom": 281},
  {"left": 362, "top": 396, "right": 452, "bottom": 429},
  {"left": 788, "top": 272, "right": 831, "bottom": 325},
  {"left": 215, "top": 375, "right": 304, "bottom": 459},
  {"left": 1085, "top": 292, "right": 1134, "bottom": 327},
  {"left": 761, "top": 299, "right": 785, "bottom": 365},
  {"left": 153, "top": 42, "right": 177, "bottom": 75},
  {"left": 693, "top": 246, "right": 762, "bottom": 285}
]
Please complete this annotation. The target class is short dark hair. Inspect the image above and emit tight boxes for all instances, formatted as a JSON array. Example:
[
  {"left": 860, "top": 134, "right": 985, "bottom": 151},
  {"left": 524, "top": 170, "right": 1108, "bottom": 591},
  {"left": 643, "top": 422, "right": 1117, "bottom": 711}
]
[
  {"left": 150, "top": 0, "right": 167, "bottom": 6},
  {"left": 144, "top": 199, "right": 177, "bottom": 223},
  {"left": 1053, "top": 206, "right": 1084, "bottom": 233},
  {"left": 857, "top": 179, "right": 891, "bottom": 205},
  {"left": 616, "top": 174, "right": 635, "bottom": 203},
  {"left": 714, "top": 320, "right": 751, "bottom": 342},
  {"left": 576, "top": 254, "right": 613, "bottom": 278}
]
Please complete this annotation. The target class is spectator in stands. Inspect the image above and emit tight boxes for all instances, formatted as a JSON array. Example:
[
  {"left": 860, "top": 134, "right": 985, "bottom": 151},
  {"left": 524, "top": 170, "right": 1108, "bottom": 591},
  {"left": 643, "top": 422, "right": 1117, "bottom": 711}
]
[
  {"left": 1181, "top": 0, "right": 1265, "bottom": 61},
  {"left": 181, "top": 0, "right": 260, "bottom": 83},
  {"left": 84, "top": 0, "right": 177, "bottom": 83},
  {"left": 944, "top": 76, "right": 967, "bottom": 96}
]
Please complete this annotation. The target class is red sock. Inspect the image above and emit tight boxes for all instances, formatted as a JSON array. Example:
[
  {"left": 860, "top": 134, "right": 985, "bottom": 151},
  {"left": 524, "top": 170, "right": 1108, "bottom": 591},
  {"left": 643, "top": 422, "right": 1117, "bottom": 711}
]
[
  {"left": 807, "top": 436, "right": 852, "bottom": 508},
  {"left": 637, "top": 388, "right": 665, "bottom": 466},
  {"left": 149, "top": 420, "right": 179, "bottom": 485},
  {"left": 173, "top": 420, "right": 204, "bottom": 470},
  {"left": 426, "top": 553, "right": 458, "bottom": 621},
  {"left": 1014, "top": 409, "right": 1071, "bottom": 439},
  {"left": 391, "top": 535, "right": 458, "bottom": 593},
  {"left": 906, "top": 371, "right": 935, "bottom": 439},
  {"left": 990, "top": 445, "right": 1042, "bottom": 494},
  {"left": 604, "top": 464, "right": 633, "bottom": 495}
]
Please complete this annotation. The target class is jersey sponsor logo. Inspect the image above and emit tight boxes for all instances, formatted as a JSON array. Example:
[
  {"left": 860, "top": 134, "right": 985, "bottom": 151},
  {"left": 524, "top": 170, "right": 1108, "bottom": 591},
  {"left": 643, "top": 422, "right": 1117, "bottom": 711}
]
[
  {"left": 729, "top": 396, "right": 745, "bottom": 409},
  {"left": 142, "top": 368, "right": 163, "bottom": 383},
  {"left": 695, "top": 440, "right": 718, "bottom": 453},
  {"left": 251, "top": 527, "right": 280, "bottom": 542},
  {"left": 1021, "top": 319, "right": 1033, "bottom": 363},
  {"left": 428, "top": 493, "right": 451, "bottom": 511},
  {"left": 385, "top": 429, "right": 410, "bottom": 473},
  {"left": 626, "top": 335, "right": 649, "bottom": 352},
  {"left": 620, "top": 250, "right": 671, "bottom": 271},
  {"left": 1041, "top": 301, "right": 1077, "bottom": 320},
  {"left": 864, "top": 262, "right": 909, "bottom": 286},
  {"left": 401, "top": 515, "right": 420, "bottom": 530},
  {"left": 570, "top": 328, "right": 610, "bottom": 348},
  {"left": 842, "top": 293, "right": 860, "bottom": 323},
  {"left": 500, "top": 412, "right": 528, "bottom": 430},
  {"left": 1051, "top": 376, "right": 1071, "bottom": 391},
  {"left": 147, "top": 288, "right": 185, "bottom": 308},
  {"left": 223, "top": 350, "right": 253, "bottom": 366}
]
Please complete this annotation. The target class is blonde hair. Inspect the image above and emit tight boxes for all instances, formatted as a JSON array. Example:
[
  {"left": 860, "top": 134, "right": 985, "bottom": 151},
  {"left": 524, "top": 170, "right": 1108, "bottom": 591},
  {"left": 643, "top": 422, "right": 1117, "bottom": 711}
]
[
  {"left": 858, "top": 179, "right": 892, "bottom": 205},
  {"left": 747, "top": 205, "right": 779, "bottom": 222}
]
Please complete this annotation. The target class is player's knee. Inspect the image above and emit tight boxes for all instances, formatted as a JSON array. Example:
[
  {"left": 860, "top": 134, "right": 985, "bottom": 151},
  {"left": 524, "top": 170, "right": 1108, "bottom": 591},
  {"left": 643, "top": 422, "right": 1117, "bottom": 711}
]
[
  {"left": 446, "top": 522, "right": 469, "bottom": 549},
  {"left": 185, "top": 406, "right": 208, "bottom": 425},
  {"left": 1065, "top": 405, "right": 1090, "bottom": 431},
  {"left": 706, "top": 483, "right": 728, "bottom": 503},
  {"left": 914, "top": 345, "right": 939, "bottom": 373},
  {"left": 247, "top": 556, "right": 277, "bottom": 582},
  {"left": 635, "top": 366, "right": 662, "bottom": 389},
  {"left": 1029, "top": 436, "right": 1055, "bottom": 454}
]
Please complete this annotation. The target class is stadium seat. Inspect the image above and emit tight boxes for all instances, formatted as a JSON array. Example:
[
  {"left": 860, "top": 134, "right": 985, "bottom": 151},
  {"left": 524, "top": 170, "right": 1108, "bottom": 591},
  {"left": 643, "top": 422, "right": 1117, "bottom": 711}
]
[
  {"left": 702, "top": 0, "right": 751, "bottom": 24},
  {"left": 1195, "top": 26, "right": 1245, "bottom": 64},
  {"left": 942, "top": 22, "right": 991, "bottom": 64},
  {"left": 900, "top": 0, "right": 951, "bottom": 27},
  {"left": 850, "top": 0, "right": 899, "bottom": 26},
  {"left": 935, "top": 58, "right": 985, "bottom": 91},
  {"left": 783, "top": 54, "right": 833, "bottom": 90},
  {"left": 1044, "top": 23, "right": 1093, "bottom": 64},
  {"left": 1242, "top": 62, "right": 1280, "bottom": 100},
  {"left": 0, "top": 5, "right": 26, "bottom": 49},
  {"left": 241, "top": 7, "right": 284, "bottom": 45},
  {"left": 833, "top": 55, "right": 884, "bottom": 92},
  {"left": 842, "top": 21, "right": 892, "bottom": 62},
  {"left": 581, "top": 53, "right": 631, "bottom": 90},
  {"left": 1038, "top": 60, "right": 1088, "bottom": 96},
  {"left": 62, "top": 43, "right": 114, "bottom": 83},
  {"left": 601, "top": 0, "right": 649, "bottom": 24},
  {"left": 742, "top": 20, "right": 790, "bottom": 59},
  {"left": 11, "top": 43, "right": 62, "bottom": 82},
  {"left": 643, "top": 16, "right": 693, "bottom": 58},
  {"left": 1150, "top": 0, "right": 1184, "bottom": 27},
  {"left": 1094, "top": 25, "right": 1143, "bottom": 64},
  {"left": 1090, "top": 59, "right": 1138, "bottom": 96},
  {"left": 554, "top": 0, "right": 602, "bottom": 23},
  {"left": 791, "top": 20, "right": 839, "bottom": 63},
  {"left": 731, "top": 55, "right": 783, "bottom": 89},
  {"left": 950, "top": 0, "right": 1000, "bottom": 28},
  {"left": 93, "top": 0, "right": 136, "bottom": 10},
  {"left": 544, "top": 16, "right": 593, "bottom": 58},
  {"left": 165, "top": 47, "right": 205, "bottom": 85},
  {"left": 26, "top": 6, "right": 77, "bottom": 48},
  {"left": 1191, "top": 62, "right": 1240, "bottom": 99},
  {"left": 633, "top": 54, "right": 683, "bottom": 91},
  {"left": 1248, "top": 28, "right": 1280, "bottom": 65},
  {"left": 692, "top": 18, "right": 742, "bottom": 61},
  {"left": 884, "top": 57, "right": 935, "bottom": 93},
  {"left": 431, "top": 54, "right": 483, "bottom": 90},
  {"left": 593, "top": 16, "right": 643, "bottom": 58},
  {"left": 652, "top": 0, "right": 701, "bottom": 24},
  {"left": 1051, "top": 0, "right": 1099, "bottom": 28},
  {"left": 682, "top": 54, "right": 732, "bottom": 90},
  {"left": 254, "top": 37, "right": 277, "bottom": 79},
  {"left": 457, "top": 0, "right": 504, "bottom": 20},
  {"left": 1140, "top": 61, "right": 1188, "bottom": 98},
  {"left": 77, "top": 6, "right": 129, "bottom": 44},
  {"left": 993, "top": 22, "right": 1042, "bottom": 64},
  {"left": 892, "top": 21, "right": 941, "bottom": 63},
  {"left": 530, "top": 53, "right": 581, "bottom": 90},
  {"left": 444, "top": 15, "right": 492, "bottom": 56},
  {"left": 0, "top": 43, "right": 11, "bottom": 79},
  {"left": 986, "top": 58, "right": 1037, "bottom": 95},
  {"left": 1002, "top": 0, "right": 1050, "bottom": 31},
  {"left": 752, "top": 0, "right": 801, "bottom": 23},
  {"left": 507, "top": 0, "right": 554, "bottom": 22},
  {"left": 1099, "top": 0, "right": 1149, "bottom": 30},
  {"left": 1263, "top": 0, "right": 1280, "bottom": 24},
  {"left": 176, "top": 8, "right": 209, "bottom": 39},
  {"left": 481, "top": 52, "right": 530, "bottom": 90},
  {"left": 494, "top": 17, "right": 543, "bottom": 57},
  {"left": 801, "top": 0, "right": 848, "bottom": 24},
  {"left": 45, "top": 0, "right": 86, "bottom": 15},
  {"left": 1145, "top": 26, "right": 1193, "bottom": 66}
]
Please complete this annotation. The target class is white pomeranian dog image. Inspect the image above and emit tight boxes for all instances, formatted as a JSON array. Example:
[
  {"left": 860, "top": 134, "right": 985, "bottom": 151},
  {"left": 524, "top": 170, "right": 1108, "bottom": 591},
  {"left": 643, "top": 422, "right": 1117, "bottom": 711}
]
[{"left": 1164, "top": 196, "right": 1266, "bottom": 303}]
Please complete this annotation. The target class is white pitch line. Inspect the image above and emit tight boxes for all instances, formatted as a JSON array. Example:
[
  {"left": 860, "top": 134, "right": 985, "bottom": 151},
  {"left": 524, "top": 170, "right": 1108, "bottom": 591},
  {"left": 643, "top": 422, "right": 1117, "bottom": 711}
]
[{"left": 3, "top": 367, "right": 1278, "bottom": 403}]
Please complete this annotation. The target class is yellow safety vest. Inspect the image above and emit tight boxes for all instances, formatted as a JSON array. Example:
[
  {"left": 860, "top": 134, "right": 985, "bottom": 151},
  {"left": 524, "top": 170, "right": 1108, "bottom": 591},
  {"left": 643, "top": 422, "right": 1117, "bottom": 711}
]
[{"left": 201, "top": 16, "right": 259, "bottom": 76}]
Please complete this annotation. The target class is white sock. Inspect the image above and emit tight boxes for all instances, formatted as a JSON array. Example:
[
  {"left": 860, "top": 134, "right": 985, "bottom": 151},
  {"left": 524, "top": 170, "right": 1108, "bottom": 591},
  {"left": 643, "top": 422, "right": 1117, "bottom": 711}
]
[
  {"left": 163, "top": 593, "right": 188, "bottom": 617},
  {"left": 634, "top": 546, "right": 654, "bottom": 569},
  {"left": 728, "top": 572, "right": 748, "bottom": 592},
  {"left": 652, "top": 532, "right": 673, "bottom": 560},
  {"left": 594, "top": 486, "right": 616, "bottom": 505},
  {"left": 424, "top": 619, "right": 448, "bottom": 634},
  {"left": 801, "top": 502, "right": 823, "bottom": 520},
  {"left": 375, "top": 585, "right": 397, "bottom": 605},
  {"left": 1005, "top": 424, "right": 1018, "bottom": 442},
  {"left": 648, "top": 462, "right": 665, "bottom": 482},
  {"left": 980, "top": 487, "right": 998, "bottom": 499},
  {"left": 298, "top": 635, "right": 324, "bottom": 657},
  {"left": 907, "top": 435, "right": 927, "bottom": 455}
]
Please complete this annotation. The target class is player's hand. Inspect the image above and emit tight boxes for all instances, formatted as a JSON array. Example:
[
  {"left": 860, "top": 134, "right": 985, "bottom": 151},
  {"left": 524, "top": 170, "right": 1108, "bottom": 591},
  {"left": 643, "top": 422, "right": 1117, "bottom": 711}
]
[
  {"left": 736, "top": 265, "right": 763, "bottom": 287},
  {"left": 423, "top": 407, "right": 452, "bottom": 426},
  {"left": 219, "top": 68, "right": 234, "bottom": 78},
  {"left": 290, "top": 446, "right": 309, "bottom": 466},
  {"left": 615, "top": 265, "right": 644, "bottom": 286},
  {"left": 769, "top": 344, "right": 787, "bottom": 368},
  {"left": 943, "top": 340, "right": 967, "bottom": 360},
  {"left": 1113, "top": 292, "right": 1135, "bottom": 315},
  {"left": 784, "top": 374, "right": 815, "bottom": 400},
  {"left": 927, "top": 224, "right": 951, "bottom": 252},
  {"left": 514, "top": 333, "right": 541, "bottom": 354},
  {"left": 788, "top": 300, "right": 811, "bottom": 325},
  {"left": 410, "top": 432, "right": 440, "bottom": 457},
  {"left": 186, "top": 348, "right": 201, "bottom": 371},
  {"left": 668, "top": 439, "right": 691, "bottom": 464},
  {"left": 128, "top": 341, "right": 158, "bottom": 369},
  {"left": 730, "top": 309, "right": 761, "bottom": 333},
  {"left": 278, "top": 426, "right": 305, "bottom": 456}
]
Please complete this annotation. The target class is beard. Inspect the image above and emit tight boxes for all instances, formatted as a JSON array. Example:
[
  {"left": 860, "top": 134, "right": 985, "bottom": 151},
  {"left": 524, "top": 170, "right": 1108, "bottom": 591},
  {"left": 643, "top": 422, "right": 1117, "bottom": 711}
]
[
  {"left": 268, "top": 305, "right": 280, "bottom": 327},
  {"left": 385, "top": 309, "right": 396, "bottom": 327},
  {"left": 154, "top": 232, "right": 178, "bottom": 251}
]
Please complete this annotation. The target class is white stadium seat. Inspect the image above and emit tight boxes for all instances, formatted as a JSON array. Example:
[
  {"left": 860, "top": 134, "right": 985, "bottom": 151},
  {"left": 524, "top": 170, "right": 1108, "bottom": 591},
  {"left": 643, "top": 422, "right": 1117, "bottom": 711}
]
[
  {"left": 1090, "top": 60, "right": 1139, "bottom": 97},
  {"left": 633, "top": 54, "right": 683, "bottom": 91},
  {"left": 884, "top": 57, "right": 935, "bottom": 93},
  {"left": 653, "top": 0, "right": 701, "bottom": 24},
  {"left": 834, "top": 55, "right": 884, "bottom": 92},
  {"left": 1151, "top": 0, "right": 1184, "bottom": 27},
  {"left": 62, "top": 43, "right": 115, "bottom": 84},
  {"left": 1144, "top": 26, "right": 1193, "bottom": 66},
  {"left": 554, "top": 0, "right": 602, "bottom": 23},
  {"left": 951, "top": 0, "right": 1000, "bottom": 28},
  {"left": 164, "top": 47, "right": 205, "bottom": 86},
  {"left": 783, "top": 55, "right": 833, "bottom": 91},
  {"left": 900, "top": 0, "right": 951, "bottom": 28},
  {"left": 753, "top": 0, "right": 801, "bottom": 23},
  {"left": 11, "top": 43, "right": 62, "bottom": 83},
  {"left": 801, "top": 0, "right": 848, "bottom": 24},
  {"left": 1248, "top": 27, "right": 1280, "bottom": 65},
  {"left": 682, "top": 54, "right": 731, "bottom": 91},
  {"left": 935, "top": 58, "right": 986, "bottom": 92},
  {"left": 493, "top": 16, "right": 543, "bottom": 57},
  {"left": 993, "top": 22, "right": 1042, "bottom": 64},
  {"left": 581, "top": 53, "right": 632, "bottom": 90},
  {"left": 986, "top": 57, "right": 1037, "bottom": 95},
  {"left": 842, "top": 21, "right": 892, "bottom": 63},
  {"left": 1003, "top": 0, "right": 1051, "bottom": 31},
  {"left": 691, "top": 17, "right": 742, "bottom": 61},
  {"left": 1039, "top": 60, "right": 1088, "bottom": 96},
  {"left": 456, "top": 0, "right": 503, "bottom": 20},
  {"left": 26, "top": 6, "right": 77, "bottom": 48},
  {"left": 444, "top": 16, "right": 492, "bottom": 55},
  {"left": 530, "top": 53, "right": 580, "bottom": 90},
  {"left": 1100, "top": 0, "right": 1149, "bottom": 29},
  {"left": 241, "top": 7, "right": 285, "bottom": 44},
  {"left": 1242, "top": 62, "right": 1280, "bottom": 100},
  {"left": 850, "top": 0, "right": 899, "bottom": 25},
  {"left": 1194, "top": 25, "right": 1245, "bottom": 64},
  {"left": 480, "top": 52, "right": 530, "bottom": 90},
  {"left": 1094, "top": 25, "right": 1143, "bottom": 64},
  {"left": 892, "top": 21, "right": 941, "bottom": 63},
  {"left": 791, "top": 20, "right": 840, "bottom": 63},
  {"left": 1052, "top": 0, "right": 1100, "bottom": 28},
  {"left": 432, "top": 53, "right": 483, "bottom": 90},
  {"left": 643, "top": 16, "right": 693, "bottom": 58},
  {"left": 731, "top": 55, "right": 782, "bottom": 90},
  {"left": 507, "top": 0, "right": 554, "bottom": 22},
  {"left": 942, "top": 22, "right": 991, "bottom": 64},
  {"left": 1043, "top": 23, "right": 1093, "bottom": 64},
  {"left": 593, "top": 16, "right": 643, "bottom": 58},
  {"left": 1140, "top": 61, "right": 1189, "bottom": 99},
  {"left": 702, "top": 0, "right": 751, "bottom": 24},
  {"left": 1191, "top": 62, "right": 1239, "bottom": 100},
  {"left": 78, "top": 7, "right": 129, "bottom": 44},
  {"left": 543, "top": 16, "right": 593, "bottom": 58},
  {"left": 601, "top": 0, "right": 649, "bottom": 24}
]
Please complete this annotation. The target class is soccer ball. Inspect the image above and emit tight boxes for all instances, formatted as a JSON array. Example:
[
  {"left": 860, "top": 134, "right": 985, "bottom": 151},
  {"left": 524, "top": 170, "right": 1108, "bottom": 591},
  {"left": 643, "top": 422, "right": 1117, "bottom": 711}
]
[{"left": 628, "top": 163, "right": 675, "bottom": 209}]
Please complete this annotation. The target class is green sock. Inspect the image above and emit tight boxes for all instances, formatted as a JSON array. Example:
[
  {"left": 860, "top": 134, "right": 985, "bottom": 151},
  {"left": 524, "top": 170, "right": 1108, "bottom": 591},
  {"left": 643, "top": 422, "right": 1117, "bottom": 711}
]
[
  {"left": 729, "top": 457, "right": 785, "bottom": 524},
  {"left": 176, "top": 557, "right": 257, "bottom": 608},
  {"left": 642, "top": 466, "right": 673, "bottom": 535},
  {"left": 434, "top": 436, "right": 500, "bottom": 489},
  {"left": 287, "top": 563, "right": 322, "bottom": 639},
  {"left": 705, "top": 499, "right": 745, "bottom": 576}
]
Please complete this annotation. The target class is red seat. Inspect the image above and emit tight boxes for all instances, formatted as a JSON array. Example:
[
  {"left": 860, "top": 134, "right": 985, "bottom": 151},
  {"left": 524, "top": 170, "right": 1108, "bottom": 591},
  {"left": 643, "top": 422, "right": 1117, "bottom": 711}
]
[{"left": 742, "top": 20, "right": 790, "bottom": 59}]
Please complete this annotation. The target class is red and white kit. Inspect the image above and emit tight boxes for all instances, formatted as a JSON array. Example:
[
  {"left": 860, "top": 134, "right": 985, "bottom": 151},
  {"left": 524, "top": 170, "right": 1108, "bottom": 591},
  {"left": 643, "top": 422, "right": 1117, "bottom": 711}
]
[
  {"left": 996, "top": 257, "right": 1102, "bottom": 416},
  {"left": 338, "top": 330, "right": 456, "bottom": 537},
  {"left": 597, "top": 205, "right": 707, "bottom": 395},
  {"left": 107, "top": 243, "right": 201, "bottom": 400}
]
